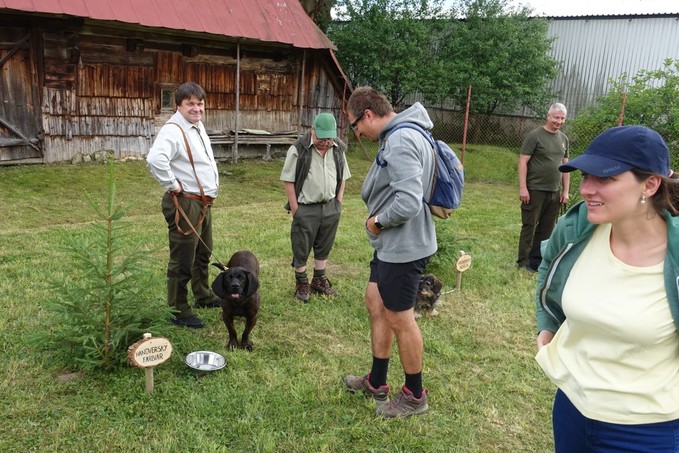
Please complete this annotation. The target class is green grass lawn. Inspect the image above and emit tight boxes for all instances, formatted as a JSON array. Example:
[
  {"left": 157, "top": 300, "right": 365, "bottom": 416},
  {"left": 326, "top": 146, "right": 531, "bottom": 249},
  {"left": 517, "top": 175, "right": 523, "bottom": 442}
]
[{"left": 0, "top": 143, "right": 556, "bottom": 452}]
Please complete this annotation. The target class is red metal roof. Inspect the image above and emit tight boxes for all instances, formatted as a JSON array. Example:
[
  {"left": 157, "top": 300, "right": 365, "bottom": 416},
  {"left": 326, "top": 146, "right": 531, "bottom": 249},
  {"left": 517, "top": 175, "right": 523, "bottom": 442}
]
[{"left": 0, "top": 0, "right": 335, "bottom": 49}]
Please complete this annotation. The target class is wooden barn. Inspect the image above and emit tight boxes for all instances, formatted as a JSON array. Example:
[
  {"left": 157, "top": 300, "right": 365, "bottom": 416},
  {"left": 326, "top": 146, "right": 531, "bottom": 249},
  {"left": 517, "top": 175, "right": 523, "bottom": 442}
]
[{"left": 0, "top": 0, "right": 351, "bottom": 164}]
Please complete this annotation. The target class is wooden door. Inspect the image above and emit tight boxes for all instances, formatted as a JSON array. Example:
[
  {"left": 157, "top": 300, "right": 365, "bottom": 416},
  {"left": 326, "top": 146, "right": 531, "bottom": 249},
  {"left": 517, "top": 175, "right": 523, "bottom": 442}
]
[{"left": 0, "top": 27, "right": 43, "bottom": 164}]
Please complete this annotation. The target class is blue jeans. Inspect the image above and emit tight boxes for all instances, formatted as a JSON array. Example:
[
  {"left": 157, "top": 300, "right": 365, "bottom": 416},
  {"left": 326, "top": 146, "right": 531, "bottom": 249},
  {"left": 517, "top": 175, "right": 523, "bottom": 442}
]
[{"left": 553, "top": 389, "right": 679, "bottom": 452}]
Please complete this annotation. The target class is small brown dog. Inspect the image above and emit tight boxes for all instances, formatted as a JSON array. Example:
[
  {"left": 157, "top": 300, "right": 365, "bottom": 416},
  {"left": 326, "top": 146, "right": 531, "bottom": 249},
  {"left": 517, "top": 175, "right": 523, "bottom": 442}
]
[
  {"left": 414, "top": 273, "right": 443, "bottom": 318},
  {"left": 211, "top": 251, "right": 261, "bottom": 351}
]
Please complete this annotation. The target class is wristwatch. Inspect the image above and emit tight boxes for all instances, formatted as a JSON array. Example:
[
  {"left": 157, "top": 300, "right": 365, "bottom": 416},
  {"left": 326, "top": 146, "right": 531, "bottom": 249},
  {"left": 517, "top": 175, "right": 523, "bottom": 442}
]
[{"left": 374, "top": 216, "right": 384, "bottom": 230}]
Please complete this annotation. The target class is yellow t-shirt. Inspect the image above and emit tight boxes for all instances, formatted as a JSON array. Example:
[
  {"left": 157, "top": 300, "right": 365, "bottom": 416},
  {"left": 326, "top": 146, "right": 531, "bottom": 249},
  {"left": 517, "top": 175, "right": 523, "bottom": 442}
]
[{"left": 536, "top": 223, "right": 679, "bottom": 424}]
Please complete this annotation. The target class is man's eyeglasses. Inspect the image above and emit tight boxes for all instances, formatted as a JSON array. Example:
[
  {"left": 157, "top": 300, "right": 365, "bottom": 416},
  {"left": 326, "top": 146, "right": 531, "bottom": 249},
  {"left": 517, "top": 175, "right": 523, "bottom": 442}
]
[{"left": 350, "top": 110, "right": 366, "bottom": 131}]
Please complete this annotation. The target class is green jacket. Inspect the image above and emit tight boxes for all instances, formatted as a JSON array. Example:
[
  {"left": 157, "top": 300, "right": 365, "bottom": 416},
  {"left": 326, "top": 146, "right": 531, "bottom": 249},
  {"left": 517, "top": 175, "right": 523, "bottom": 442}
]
[{"left": 536, "top": 200, "right": 679, "bottom": 334}]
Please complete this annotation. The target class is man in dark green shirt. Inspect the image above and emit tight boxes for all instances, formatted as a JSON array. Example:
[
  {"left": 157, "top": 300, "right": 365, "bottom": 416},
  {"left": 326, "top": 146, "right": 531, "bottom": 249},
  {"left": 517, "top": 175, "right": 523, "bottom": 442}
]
[{"left": 517, "top": 103, "right": 570, "bottom": 271}]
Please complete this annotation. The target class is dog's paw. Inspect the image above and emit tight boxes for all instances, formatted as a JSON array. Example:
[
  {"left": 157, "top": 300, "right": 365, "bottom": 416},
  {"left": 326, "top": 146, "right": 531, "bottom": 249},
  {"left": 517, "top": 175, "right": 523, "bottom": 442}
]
[
  {"left": 241, "top": 342, "right": 254, "bottom": 352},
  {"left": 414, "top": 311, "right": 423, "bottom": 319},
  {"left": 431, "top": 308, "right": 439, "bottom": 316},
  {"left": 227, "top": 340, "right": 240, "bottom": 350}
]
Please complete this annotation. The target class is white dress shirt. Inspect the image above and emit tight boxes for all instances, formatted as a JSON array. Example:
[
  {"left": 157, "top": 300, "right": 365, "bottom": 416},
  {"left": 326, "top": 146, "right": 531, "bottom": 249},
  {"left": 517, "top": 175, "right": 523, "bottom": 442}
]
[{"left": 147, "top": 110, "right": 219, "bottom": 197}]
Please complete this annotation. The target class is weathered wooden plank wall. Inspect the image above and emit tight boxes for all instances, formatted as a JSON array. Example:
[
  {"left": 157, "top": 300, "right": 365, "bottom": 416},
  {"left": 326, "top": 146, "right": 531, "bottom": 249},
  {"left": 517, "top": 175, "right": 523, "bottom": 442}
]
[
  {"left": 40, "top": 32, "right": 156, "bottom": 162},
  {"left": 1, "top": 13, "right": 346, "bottom": 164}
]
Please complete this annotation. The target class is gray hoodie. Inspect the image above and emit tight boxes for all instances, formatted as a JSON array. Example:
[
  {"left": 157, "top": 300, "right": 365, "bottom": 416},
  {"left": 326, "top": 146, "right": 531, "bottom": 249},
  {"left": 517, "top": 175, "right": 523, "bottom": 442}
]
[{"left": 361, "top": 102, "right": 438, "bottom": 263}]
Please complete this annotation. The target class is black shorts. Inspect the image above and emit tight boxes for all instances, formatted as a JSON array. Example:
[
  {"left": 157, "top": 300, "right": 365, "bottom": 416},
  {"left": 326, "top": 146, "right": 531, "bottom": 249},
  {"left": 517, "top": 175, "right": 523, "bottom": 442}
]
[{"left": 369, "top": 251, "right": 431, "bottom": 312}]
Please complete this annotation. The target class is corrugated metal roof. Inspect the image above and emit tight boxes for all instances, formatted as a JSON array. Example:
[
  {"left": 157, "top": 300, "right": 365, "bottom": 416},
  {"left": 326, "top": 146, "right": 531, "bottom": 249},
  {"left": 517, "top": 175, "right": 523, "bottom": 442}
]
[
  {"left": 0, "top": 0, "right": 335, "bottom": 49},
  {"left": 546, "top": 12, "right": 679, "bottom": 19}
]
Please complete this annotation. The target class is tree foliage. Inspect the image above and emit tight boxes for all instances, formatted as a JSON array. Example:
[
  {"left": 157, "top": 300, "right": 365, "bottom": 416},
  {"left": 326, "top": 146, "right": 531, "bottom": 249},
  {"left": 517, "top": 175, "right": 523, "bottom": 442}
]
[
  {"left": 330, "top": 0, "right": 446, "bottom": 106},
  {"left": 300, "top": 0, "right": 336, "bottom": 32},
  {"left": 329, "top": 0, "right": 558, "bottom": 113},
  {"left": 570, "top": 59, "right": 679, "bottom": 166},
  {"left": 436, "top": 0, "right": 557, "bottom": 113}
]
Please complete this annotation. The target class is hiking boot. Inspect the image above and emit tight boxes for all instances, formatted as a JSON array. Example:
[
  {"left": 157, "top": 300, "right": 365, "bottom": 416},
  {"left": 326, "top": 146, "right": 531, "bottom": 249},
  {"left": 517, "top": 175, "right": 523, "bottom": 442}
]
[
  {"left": 343, "top": 373, "right": 389, "bottom": 405},
  {"left": 295, "top": 278, "right": 311, "bottom": 302},
  {"left": 376, "top": 386, "right": 428, "bottom": 418},
  {"left": 311, "top": 275, "right": 338, "bottom": 296},
  {"left": 171, "top": 315, "right": 205, "bottom": 329}
]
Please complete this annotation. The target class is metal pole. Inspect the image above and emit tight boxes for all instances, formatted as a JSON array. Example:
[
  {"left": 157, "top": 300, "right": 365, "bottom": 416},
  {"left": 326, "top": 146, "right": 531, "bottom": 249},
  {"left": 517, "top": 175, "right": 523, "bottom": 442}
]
[
  {"left": 461, "top": 85, "right": 472, "bottom": 164},
  {"left": 617, "top": 91, "right": 627, "bottom": 126}
]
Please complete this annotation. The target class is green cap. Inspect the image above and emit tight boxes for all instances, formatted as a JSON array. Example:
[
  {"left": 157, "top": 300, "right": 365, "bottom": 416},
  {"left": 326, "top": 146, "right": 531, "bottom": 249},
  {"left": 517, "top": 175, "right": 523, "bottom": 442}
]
[{"left": 313, "top": 113, "right": 337, "bottom": 139}]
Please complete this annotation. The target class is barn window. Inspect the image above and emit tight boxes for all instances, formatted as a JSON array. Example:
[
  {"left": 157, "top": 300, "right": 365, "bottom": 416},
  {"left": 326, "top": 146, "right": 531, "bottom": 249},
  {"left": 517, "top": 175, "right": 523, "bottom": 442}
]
[
  {"left": 257, "top": 74, "right": 271, "bottom": 94},
  {"left": 161, "top": 88, "right": 174, "bottom": 111}
]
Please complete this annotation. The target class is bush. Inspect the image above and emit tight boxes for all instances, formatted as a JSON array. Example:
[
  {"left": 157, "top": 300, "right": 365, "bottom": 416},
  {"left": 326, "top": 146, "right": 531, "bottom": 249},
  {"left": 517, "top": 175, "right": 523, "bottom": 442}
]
[{"left": 570, "top": 59, "right": 679, "bottom": 169}]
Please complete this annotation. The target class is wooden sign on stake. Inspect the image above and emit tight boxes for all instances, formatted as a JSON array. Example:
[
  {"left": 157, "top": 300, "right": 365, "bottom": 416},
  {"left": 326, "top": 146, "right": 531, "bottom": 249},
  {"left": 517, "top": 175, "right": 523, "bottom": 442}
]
[
  {"left": 455, "top": 251, "right": 472, "bottom": 290},
  {"left": 128, "top": 333, "right": 173, "bottom": 394}
]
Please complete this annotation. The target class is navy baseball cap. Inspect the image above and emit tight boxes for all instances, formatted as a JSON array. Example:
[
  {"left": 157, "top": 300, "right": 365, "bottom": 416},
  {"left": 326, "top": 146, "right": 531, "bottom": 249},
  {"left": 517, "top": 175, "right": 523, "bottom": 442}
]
[{"left": 559, "top": 125, "right": 670, "bottom": 177}]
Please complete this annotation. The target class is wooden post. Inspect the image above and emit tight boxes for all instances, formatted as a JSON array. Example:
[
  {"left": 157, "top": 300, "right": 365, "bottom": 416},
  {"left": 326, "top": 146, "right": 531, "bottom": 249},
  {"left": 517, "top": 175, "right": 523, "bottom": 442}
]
[
  {"left": 145, "top": 367, "right": 154, "bottom": 394},
  {"left": 455, "top": 251, "right": 473, "bottom": 291},
  {"left": 234, "top": 41, "right": 241, "bottom": 164},
  {"left": 142, "top": 333, "right": 154, "bottom": 394},
  {"left": 128, "top": 333, "right": 173, "bottom": 394},
  {"left": 298, "top": 50, "right": 306, "bottom": 133}
]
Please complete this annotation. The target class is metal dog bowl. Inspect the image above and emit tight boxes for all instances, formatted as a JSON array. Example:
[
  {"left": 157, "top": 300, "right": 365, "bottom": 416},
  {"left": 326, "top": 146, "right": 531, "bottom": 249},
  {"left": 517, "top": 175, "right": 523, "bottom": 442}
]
[{"left": 185, "top": 351, "right": 226, "bottom": 371}]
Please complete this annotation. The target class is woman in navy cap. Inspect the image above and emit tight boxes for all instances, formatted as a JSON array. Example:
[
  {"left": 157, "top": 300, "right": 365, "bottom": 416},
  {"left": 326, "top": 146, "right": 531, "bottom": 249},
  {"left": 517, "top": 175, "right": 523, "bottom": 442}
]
[{"left": 535, "top": 125, "right": 679, "bottom": 452}]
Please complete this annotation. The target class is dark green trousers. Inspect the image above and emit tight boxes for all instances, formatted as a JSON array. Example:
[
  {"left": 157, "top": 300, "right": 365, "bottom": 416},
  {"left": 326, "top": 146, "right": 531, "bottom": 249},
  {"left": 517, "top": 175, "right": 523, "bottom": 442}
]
[
  {"left": 517, "top": 190, "right": 560, "bottom": 269},
  {"left": 290, "top": 198, "right": 342, "bottom": 269},
  {"left": 161, "top": 192, "right": 215, "bottom": 318}
]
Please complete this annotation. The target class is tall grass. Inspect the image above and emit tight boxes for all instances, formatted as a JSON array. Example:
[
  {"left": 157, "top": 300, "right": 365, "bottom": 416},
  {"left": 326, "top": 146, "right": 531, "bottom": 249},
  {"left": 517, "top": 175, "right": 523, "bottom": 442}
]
[{"left": 0, "top": 144, "right": 556, "bottom": 452}]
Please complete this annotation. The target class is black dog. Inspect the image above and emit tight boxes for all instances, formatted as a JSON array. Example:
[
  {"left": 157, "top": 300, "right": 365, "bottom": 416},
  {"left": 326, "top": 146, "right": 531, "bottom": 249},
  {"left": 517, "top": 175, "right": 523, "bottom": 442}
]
[
  {"left": 211, "top": 251, "right": 261, "bottom": 351},
  {"left": 414, "top": 273, "right": 443, "bottom": 318}
]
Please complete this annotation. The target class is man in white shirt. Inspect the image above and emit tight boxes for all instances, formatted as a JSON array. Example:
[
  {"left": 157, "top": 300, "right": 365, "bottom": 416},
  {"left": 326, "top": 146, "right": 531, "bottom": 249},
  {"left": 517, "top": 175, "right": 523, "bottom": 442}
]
[{"left": 147, "top": 82, "right": 220, "bottom": 328}]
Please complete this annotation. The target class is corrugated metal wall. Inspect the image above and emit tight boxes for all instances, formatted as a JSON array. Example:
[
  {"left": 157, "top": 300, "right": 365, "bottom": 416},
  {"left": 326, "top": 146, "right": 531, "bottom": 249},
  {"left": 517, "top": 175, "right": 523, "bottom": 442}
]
[{"left": 547, "top": 15, "right": 679, "bottom": 117}]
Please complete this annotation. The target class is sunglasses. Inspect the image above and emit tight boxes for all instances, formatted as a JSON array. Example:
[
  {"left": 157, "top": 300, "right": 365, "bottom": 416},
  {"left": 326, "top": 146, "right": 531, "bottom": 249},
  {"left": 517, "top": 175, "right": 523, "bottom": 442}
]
[{"left": 350, "top": 110, "right": 366, "bottom": 131}]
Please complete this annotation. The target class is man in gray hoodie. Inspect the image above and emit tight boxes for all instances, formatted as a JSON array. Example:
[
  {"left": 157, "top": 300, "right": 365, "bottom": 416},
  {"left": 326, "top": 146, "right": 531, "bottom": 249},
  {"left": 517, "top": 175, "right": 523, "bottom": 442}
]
[{"left": 343, "top": 87, "right": 437, "bottom": 418}]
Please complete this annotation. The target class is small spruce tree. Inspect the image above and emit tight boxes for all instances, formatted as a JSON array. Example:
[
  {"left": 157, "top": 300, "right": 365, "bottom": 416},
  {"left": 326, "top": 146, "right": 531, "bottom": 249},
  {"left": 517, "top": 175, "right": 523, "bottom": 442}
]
[{"left": 33, "top": 158, "right": 172, "bottom": 370}]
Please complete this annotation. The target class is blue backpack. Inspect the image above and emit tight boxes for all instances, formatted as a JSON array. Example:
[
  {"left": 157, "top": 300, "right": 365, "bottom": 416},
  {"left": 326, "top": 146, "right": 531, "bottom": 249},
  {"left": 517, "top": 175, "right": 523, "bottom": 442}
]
[{"left": 386, "top": 123, "right": 464, "bottom": 219}]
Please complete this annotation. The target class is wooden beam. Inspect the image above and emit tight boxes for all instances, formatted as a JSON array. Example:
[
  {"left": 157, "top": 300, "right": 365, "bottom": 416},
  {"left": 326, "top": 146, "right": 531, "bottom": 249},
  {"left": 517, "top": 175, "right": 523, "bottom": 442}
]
[
  {"left": 0, "top": 34, "right": 30, "bottom": 68},
  {"left": 0, "top": 117, "right": 42, "bottom": 154},
  {"left": 0, "top": 138, "right": 39, "bottom": 147},
  {"left": 233, "top": 41, "right": 241, "bottom": 164}
]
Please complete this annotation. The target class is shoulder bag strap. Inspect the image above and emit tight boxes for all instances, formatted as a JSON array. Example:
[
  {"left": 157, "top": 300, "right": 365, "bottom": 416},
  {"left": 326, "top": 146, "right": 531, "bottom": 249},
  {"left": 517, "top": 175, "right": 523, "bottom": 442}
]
[
  {"left": 166, "top": 122, "right": 208, "bottom": 235},
  {"left": 386, "top": 123, "right": 437, "bottom": 201},
  {"left": 167, "top": 122, "right": 207, "bottom": 203}
]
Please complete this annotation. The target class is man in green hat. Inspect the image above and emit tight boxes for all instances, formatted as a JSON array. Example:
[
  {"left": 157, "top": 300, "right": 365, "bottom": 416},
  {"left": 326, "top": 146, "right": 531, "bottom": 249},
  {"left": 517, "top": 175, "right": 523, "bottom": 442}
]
[{"left": 280, "top": 113, "right": 351, "bottom": 301}]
